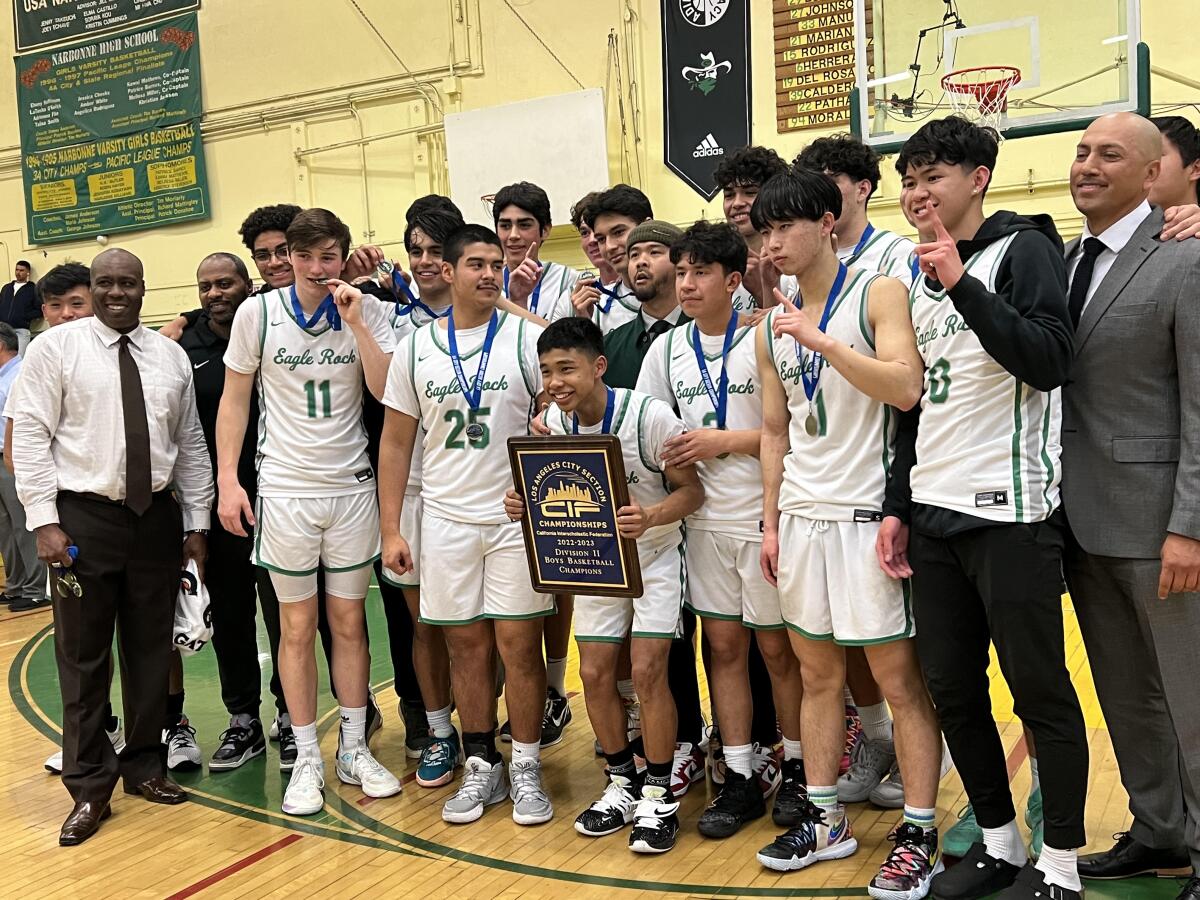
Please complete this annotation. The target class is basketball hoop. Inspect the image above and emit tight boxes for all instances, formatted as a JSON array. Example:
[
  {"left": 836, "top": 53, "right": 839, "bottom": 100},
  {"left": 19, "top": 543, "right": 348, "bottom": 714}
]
[
  {"left": 480, "top": 193, "right": 496, "bottom": 218},
  {"left": 941, "top": 65, "right": 1022, "bottom": 131}
]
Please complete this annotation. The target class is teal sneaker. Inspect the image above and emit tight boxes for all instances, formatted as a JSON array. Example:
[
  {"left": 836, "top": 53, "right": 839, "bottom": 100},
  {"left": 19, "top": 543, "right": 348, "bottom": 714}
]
[
  {"left": 1025, "top": 787, "right": 1044, "bottom": 860},
  {"left": 417, "top": 728, "right": 462, "bottom": 788},
  {"left": 943, "top": 803, "right": 983, "bottom": 858}
]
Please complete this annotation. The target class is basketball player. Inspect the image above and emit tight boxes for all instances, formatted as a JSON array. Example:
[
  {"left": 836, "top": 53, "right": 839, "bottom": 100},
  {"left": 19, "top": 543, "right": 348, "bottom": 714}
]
[
  {"left": 570, "top": 191, "right": 638, "bottom": 331},
  {"left": 573, "top": 184, "right": 654, "bottom": 334},
  {"left": 494, "top": 182, "right": 578, "bottom": 322},
  {"left": 751, "top": 169, "right": 944, "bottom": 900},
  {"left": 881, "top": 117, "right": 1088, "bottom": 900},
  {"left": 636, "top": 220, "right": 806, "bottom": 837},
  {"left": 504, "top": 316, "right": 703, "bottom": 854},
  {"left": 379, "top": 224, "right": 555, "bottom": 827},
  {"left": 713, "top": 145, "right": 789, "bottom": 310},
  {"left": 217, "top": 208, "right": 401, "bottom": 816},
  {"left": 1151, "top": 116, "right": 1200, "bottom": 240}
]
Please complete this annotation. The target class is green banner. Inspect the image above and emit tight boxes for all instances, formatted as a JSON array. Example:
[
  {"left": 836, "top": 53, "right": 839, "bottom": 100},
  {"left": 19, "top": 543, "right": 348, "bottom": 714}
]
[
  {"left": 14, "top": 0, "right": 199, "bottom": 53},
  {"left": 23, "top": 120, "right": 210, "bottom": 244},
  {"left": 17, "top": 13, "right": 200, "bottom": 155}
]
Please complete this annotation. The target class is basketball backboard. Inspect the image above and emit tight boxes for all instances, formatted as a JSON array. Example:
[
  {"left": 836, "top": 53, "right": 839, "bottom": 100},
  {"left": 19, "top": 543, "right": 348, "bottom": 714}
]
[{"left": 850, "top": 0, "right": 1148, "bottom": 153}]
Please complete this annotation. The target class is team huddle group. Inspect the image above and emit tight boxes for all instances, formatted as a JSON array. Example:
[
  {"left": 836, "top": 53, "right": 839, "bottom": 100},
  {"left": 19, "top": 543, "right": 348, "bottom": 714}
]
[{"left": 11, "top": 110, "right": 1200, "bottom": 900}]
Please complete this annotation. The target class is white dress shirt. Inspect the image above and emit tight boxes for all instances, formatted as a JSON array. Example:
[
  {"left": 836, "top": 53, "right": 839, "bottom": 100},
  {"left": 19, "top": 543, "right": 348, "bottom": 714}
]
[
  {"left": 641, "top": 306, "right": 683, "bottom": 329},
  {"left": 8, "top": 316, "right": 214, "bottom": 531},
  {"left": 1068, "top": 200, "right": 1153, "bottom": 313}
]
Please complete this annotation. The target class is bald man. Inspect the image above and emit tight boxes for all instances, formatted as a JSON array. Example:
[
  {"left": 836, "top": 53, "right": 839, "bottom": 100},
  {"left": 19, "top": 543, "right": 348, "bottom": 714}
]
[
  {"left": 1062, "top": 113, "right": 1200, "bottom": 896},
  {"left": 8, "top": 248, "right": 213, "bottom": 845}
]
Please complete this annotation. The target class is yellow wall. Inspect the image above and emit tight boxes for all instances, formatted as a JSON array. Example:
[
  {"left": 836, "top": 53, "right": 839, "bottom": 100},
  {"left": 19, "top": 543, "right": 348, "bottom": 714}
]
[{"left": 0, "top": 0, "right": 1194, "bottom": 323}]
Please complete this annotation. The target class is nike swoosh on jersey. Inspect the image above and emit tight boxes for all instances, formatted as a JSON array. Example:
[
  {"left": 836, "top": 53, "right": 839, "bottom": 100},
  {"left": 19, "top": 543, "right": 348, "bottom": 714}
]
[
  {"left": 270, "top": 320, "right": 285, "bottom": 326},
  {"left": 193, "top": 360, "right": 210, "bottom": 369},
  {"left": 418, "top": 354, "right": 431, "bottom": 362}
]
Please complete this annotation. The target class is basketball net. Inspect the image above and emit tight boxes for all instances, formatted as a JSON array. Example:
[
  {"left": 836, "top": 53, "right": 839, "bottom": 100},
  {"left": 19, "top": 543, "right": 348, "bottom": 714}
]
[
  {"left": 941, "top": 66, "right": 1022, "bottom": 133},
  {"left": 480, "top": 193, "right": 496, "bottom": 219}
]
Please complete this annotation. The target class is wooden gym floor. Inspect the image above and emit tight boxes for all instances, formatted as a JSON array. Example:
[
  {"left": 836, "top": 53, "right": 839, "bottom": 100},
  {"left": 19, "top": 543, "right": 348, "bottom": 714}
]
[{"left": 0, "top": 587, "right": 1185, "bottom": 899}]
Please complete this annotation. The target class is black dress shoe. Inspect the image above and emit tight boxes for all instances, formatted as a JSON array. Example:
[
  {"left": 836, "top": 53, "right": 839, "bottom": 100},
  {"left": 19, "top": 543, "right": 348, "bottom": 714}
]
[
  {"left": 1178, "top": 876, "right": 1200, "bottom": 900},
  {"left": 124, "top": 775, "right": 187, "bottom": 804},
  {"left": 930, "top": 842, "right": 1021, "bottom": 900},
  {"left": 1078, "top": 831, "right": 1191, "bottom": 879},
  {"left": 59, "top": 801, "right": 111, "bottom": 846}
]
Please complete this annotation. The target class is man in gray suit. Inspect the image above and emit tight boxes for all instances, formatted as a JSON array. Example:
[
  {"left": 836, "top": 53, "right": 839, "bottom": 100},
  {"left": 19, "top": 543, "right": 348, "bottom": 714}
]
[{"left": 1063, "top": 112, "right": 1200, "bottom": 900}]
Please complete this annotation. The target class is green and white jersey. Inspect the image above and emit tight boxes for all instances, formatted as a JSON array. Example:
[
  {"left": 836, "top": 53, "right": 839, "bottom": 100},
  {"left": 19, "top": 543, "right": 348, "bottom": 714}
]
[
  {"left": 505, "top": 261, "right": 580, "bottom": 323},
  {"left": 732, "top": 284, "right": 758, "bottom": 313},
  {"left": 637, "top": 319, "right": 763, "bottom": 538},
  {"left": 909, "top": 234, "right": 1061, "bottom": 523},
  {"left": 546, "top": 388, "right": 686, "bottom": 547},
  {"left": 592, "top": 280, "right": 640, "bottom": 334},
  {"left": 384, "top": 311, "right": 542, "bottom": 525},
  {"left": 224, "top": 287, "right": 397, "bottom": 498},
  {"left": 765, "top": 268, "right": 894, "bottom": 521},
  {"left": 780, "top": 228, "right": 917, "bottom": 298}
]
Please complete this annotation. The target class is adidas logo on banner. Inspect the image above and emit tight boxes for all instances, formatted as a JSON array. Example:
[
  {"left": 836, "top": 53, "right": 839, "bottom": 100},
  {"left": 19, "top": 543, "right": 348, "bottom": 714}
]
[{"left": 693, "top": 133, "right": 724, "bottom": 158}]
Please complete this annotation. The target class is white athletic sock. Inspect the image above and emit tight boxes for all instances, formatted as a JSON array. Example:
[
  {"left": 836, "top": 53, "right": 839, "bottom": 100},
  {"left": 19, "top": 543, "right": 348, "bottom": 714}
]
[
  {"left": 511, "top": 738, "right": 540, "bottom": 765},
  {"left": 982, "top": 819, "right": 1028, "bottom": 867},
  {"left": 1029, "top": 756, "right": 1041, "bottom": 794},
  {"left": 546, "top": 657, "right": 567, "bottom": 697},
  {"left": 339, "top": 705, "right": 366, "bottom": 750},
  {"left": 857, "top": 701, "right": 893, "bottom": 743},
  {"left": 1035, "top": 845, "right": 1081, "bottom": 891},
  {"left": 808, "top": 785, "right": 840, "bottom": 818},
  {"left": 783, "top": 737, "right": 803, "bottom": 761},
  {"left": 293, "top": 720, "right": 320, "bottom": 761},
  {"left": 426, "top": 704, "right": 453, "bottom": 739},
  {"left": 844, "top": 685, "right": 856, "bottom": 706},
  {"left": 723, "top": 742, "right": 753, "bottom": 779},
  {"left": 617, "top": 679, "right": 636, "bottom": 701},
  {"left": 904, "top": 804, "right": 937, "bottom": 831}
]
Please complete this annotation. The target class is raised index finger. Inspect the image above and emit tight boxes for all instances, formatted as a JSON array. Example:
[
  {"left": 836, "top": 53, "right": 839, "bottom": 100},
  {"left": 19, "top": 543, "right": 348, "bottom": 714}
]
[{"left": 926, "top": 205, "right": 954, "bottom": 243}]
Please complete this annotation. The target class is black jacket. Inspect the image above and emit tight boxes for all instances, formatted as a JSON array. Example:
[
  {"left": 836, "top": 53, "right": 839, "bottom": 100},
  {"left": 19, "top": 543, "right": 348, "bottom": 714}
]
[{"left": 0, "top": 281, "right": 39, "bottom": 330}]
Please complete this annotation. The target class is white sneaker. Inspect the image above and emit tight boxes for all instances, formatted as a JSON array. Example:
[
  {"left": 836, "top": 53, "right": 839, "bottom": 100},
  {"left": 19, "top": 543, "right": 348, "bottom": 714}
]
[
  {"left": 163, "top": 719, "right": 201, "bottom": 771},
  {"left": 442, "top": 756, "right": 509, "bottom": 824},
  {"left": 282, "top": 757, "right": 326, "bottom": 816},
  {"left": 45, "top": 720, "right": 126, "bottom": 775},
  {"left": 336, "top": 742, "right": 401, "bottom": 799},
  {"left": 838, "top": 738, "right": 896, "bottom": 803},
  {"left": 670, "top": 740, "right": 707, "bottom": 798},
  {"left": 868, "top": 759, "right": 905, "bottom": 809},
  {"left": 509, "top": 757, "right": 553, "bottom": 825}
]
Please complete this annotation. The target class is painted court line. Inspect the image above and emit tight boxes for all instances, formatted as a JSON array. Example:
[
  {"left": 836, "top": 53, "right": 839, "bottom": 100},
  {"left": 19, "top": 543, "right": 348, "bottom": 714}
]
[{"left": 164, "top": 833, "right": 303, "bottom": 899}]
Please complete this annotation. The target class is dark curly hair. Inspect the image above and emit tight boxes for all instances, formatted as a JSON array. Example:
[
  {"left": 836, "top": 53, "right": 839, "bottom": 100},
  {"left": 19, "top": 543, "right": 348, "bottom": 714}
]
[
  {"left": 713, "top": 146, "right": 789, "bottom": 192},
  {"left": 238, "top": 204, "right": 303, "bottom": 252},
  {"left": 669, "top": 220, "right": 748, "bottom": 276},
  {"left": 795, "top": 134, "right": 883, "bottom": 199}
]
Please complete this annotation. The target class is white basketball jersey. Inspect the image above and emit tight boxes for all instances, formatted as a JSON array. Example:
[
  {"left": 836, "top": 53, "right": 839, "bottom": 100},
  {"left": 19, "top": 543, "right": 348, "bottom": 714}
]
[
  {"left": 546, "top": 388, "right": 685, "bottom": 547},
  {"left": 384, "top": 311, "right": 543, "bottom": 524},
  {"left": 592, "top": 281, "right": 640, "bottom": 334},
  {"left": 732, "top": 284, "right": 757, "bottom": 313},
  {"left": 909, "top": 234, "right": 1061, "bottom": 523},
  {"left": 638, "top": 319, "right": 763, "bottom": 538},
  {"left": 505, "top": 261, "right": 579, "bottom": 323},
  {"left": 765, "top": 268, "right": 894, "bottom": 521},
  {"left": 224, "top": 287, "right": 397, "bottom": 498}
]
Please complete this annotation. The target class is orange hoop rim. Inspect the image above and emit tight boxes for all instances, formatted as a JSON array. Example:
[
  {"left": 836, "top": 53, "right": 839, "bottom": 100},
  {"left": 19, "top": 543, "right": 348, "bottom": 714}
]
[{"left": 941, "top": 65, "right": 1022, "bottom": 101}]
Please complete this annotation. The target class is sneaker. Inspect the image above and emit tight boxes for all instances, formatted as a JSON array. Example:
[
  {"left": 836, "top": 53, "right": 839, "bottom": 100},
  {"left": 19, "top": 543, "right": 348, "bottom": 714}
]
[
  {"left": 757, "top": 802, "right": 859, "bottom": 872},
  {"left": 10, "top": 594, "right": 51, "bottom": 611},
  {"left": 841, "top": 706, "right": 863, "bottom": 776},
  {"left": 869, "top": 759, "right": 905, "bottom": 809},
  {"left": 210, "top": 714, "right": 266, "bottom": 771},
  {"left": 869, "top": 822, "right": 943, "bottom": 900},
  {"left": 942, "top": 804, "right": 983, "bottom": 859},
  {"left": 401, "top": 700, "right": 431, "bottom": 759},
  {"left": 670, "top": 741, "right": 707, "bottom": 798},
  {"left": 498, "top": 720, "right": 512, "bottom": 743},
  {"left": 282, "top": 757, "right": 325, "bottom": 816},
  {"left": 994, "top": 862, "right": 1081, "bottom": 900},
  {"left": 417, "top": 729, "right": 462, "bottom": 788},
  {"left": 278, "top": 717, "right": 297, "bottom": 772},
  {"left": 575, "top": 771, "right": 640, "bottom": 836},
  {"left": 366, "top": 693, "right": 383, "bottom": 745},
  {"left": 773, "top": 757, "right": 809, "bottom": 827},
  {"left": 509, "top": 757, "right": 554, "bottom": 825},
  {"left": 706, "top": 724, "right": 726, "bottom": 786},
  {"left": 697, "top": 770, "right": 766, "bottom": 838},
  {"left": 442, "top": 756, "right": 509, "bottom": 824},
  {"left": 1025, "top": 788, "right": 1043, "bottom": 860},
  {"left": 623, "top": 696, "right": 642, "bottom": 743},
  {"left": 336, "top": 742, "right": 401, "bottom": 798},
  {"left": 927, "top": 842, "right": 1021, "bottom": 899},
  {"left": 628, "top": 792, "right": 681, "bottom": 854},
  {"left": 752, "top": 742, "right": 783, "bottom": 798},
  {"left": 540, "top": 688, "right": 572, "bottom": 747},
  {"left": 268, "top": 716, "right": 280, "bottom": 741},
  {"left": 839, "top": 738, "right": 897, "bottom": 803},
  {"left": 45, "top": 720, "right": 125, "bottom": 775},
  {"left": 163, "top": 718, "right": 201, "bottom": 771}
]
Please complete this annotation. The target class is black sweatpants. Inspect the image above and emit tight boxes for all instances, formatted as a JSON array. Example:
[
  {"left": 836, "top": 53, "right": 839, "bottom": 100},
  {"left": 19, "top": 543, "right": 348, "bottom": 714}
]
[
  {"left": 909, "top": 520, "right": 1088, "bottom": 850},
  {"left": 205, "top": 522, "right": 267, "bottom": 718},
  {"left": 374, "top": 559, "right": 422, "bottom": 707}
]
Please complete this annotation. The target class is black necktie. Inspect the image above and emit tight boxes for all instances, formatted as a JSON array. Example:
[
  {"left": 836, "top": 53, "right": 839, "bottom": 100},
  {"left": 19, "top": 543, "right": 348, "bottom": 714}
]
[
  {"left": 118, "top": 335, "right": 153, "bottom": 515},
  {"left": 1068, "top": 237, "right": 1106, "bottom": 327},
  {"left": 637, "top": 319, "right": 672, "bottom": 350}
]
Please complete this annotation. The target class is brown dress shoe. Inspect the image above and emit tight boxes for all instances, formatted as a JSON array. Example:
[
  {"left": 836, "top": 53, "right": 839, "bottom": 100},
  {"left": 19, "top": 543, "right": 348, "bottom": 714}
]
[
  {"left": 124, "top": 776, "right": 188, "bottom": 804},
  {"left": 59, "top": 801, "right": 111, "bottom": 846}
]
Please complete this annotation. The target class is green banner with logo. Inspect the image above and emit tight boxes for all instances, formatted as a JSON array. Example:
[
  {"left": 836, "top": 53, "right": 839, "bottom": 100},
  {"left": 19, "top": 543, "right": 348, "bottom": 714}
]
[
  {"left": 17, "top": 13, "right": 200, "bottom": 155},
  {"left": 14, "top": 0, "right": 200, "bottom": 53},
  {"left": 23, "top": 120, "right": 210, "bottom": 244}
]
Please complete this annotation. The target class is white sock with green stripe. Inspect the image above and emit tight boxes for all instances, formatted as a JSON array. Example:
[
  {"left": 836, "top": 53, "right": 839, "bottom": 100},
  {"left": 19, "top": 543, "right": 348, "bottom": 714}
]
[
  {"left": 904, "top": 805, "right": 937, "bottom": 832},
  {"left": 808, "top": 784, "right": 840, "bottom": 820}
]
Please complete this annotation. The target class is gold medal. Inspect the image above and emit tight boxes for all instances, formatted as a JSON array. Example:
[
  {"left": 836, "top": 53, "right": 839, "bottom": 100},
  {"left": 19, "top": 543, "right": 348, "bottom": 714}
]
[{"left": 804, "top": 413, "right": 818, "bottom": 436}]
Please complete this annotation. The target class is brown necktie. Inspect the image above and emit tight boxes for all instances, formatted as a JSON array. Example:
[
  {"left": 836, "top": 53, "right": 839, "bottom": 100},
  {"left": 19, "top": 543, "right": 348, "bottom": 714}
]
[{"left": 118, "top": 335, "right": 153, "bottom": 515}]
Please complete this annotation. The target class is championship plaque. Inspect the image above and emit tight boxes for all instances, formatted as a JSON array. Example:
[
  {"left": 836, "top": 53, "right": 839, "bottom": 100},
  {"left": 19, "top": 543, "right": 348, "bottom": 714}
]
[{"left": 508, "top": 436, "right": 643, "bottom": 598}]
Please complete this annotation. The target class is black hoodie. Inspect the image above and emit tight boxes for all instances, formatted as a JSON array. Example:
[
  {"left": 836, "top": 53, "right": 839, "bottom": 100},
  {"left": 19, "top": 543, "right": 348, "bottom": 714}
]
[{"left": 882, "top": 210, "right": 1074, "bottom": 537}]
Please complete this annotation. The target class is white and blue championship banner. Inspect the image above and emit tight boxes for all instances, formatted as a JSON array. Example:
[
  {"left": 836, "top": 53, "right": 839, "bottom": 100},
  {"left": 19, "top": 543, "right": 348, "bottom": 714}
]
[{"left": 661, "top": 0, "right": 752, "bottom": 200}]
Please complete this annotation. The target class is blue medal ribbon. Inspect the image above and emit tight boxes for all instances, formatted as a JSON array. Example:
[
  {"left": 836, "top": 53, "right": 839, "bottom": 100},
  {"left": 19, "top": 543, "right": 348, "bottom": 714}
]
[
  {"left": 289, "top": 285, "right": 341, "bottom": 331},
  {"left": 388, "top": 270, "right": 448, "bottom": 321},
  {"left": 572, "top": 386, "right": 616, "bottom": 435},
  {"left": 503, "top": 265, "right": 545, "bottom": 317},
  {"left": 844, "top": 223, "right": 875, "bottom": 265},
  {"left": 447, "top": 309, "right": 499, "bottom": 410},
  {"left": 795, "top": 263, "right": 848, "bottom": 403},
  {"left": 593, "top": 279, "right": 629, "bottom": 315},
  {"left": 692, "top": 312, "right": 739, "bottom": 430}
]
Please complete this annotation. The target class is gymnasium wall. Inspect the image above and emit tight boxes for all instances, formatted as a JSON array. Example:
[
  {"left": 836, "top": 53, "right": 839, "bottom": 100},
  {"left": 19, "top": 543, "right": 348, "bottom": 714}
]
[{"left": 0, "top": 0, "right": 1193, "bottom": 323}]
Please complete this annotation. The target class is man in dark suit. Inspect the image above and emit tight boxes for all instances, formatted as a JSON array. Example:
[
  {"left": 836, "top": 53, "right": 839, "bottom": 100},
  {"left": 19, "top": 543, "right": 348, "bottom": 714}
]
[
  {"left": 0, "top": 260, "right": 39, "bottom": 355},
  {"left": 1062, "top": 112, "right": 1200, "bottom": 900}
]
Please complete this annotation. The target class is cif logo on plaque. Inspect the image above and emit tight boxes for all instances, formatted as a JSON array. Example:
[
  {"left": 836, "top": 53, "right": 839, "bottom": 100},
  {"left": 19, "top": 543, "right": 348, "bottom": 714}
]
[{"left": 537, "top": 472, "right": 605, "bottom": 520}]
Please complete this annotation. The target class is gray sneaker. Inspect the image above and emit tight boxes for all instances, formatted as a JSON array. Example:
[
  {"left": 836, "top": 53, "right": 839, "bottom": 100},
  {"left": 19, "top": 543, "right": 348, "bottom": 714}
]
[
  {"left": 868, "top": 758, "right": 905, "bottom": 808},
  {"left": 838, "top": 737, "right": 896, "bottom": 802},
  {"left": 442, "top": 756, "right": 509, "bottom": 824},
  {"left": 509, "top": 757, "right": 554, "bottom": 825}
]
